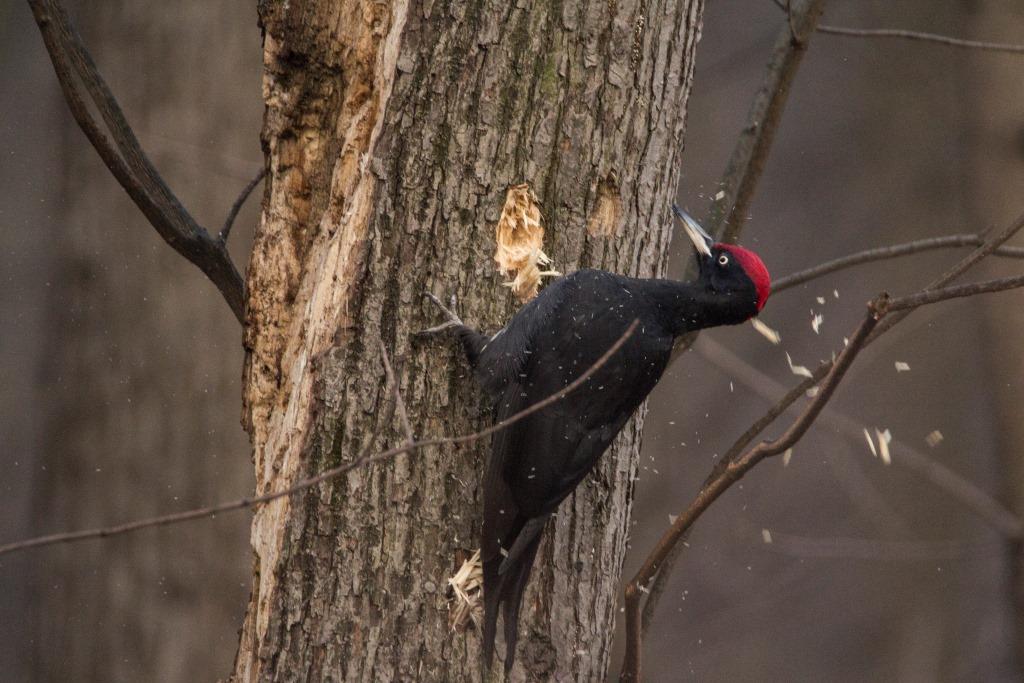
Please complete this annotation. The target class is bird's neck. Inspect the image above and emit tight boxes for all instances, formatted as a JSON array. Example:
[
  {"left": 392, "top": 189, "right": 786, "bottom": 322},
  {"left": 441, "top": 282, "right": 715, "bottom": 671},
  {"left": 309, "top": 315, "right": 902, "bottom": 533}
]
[{"left": 641, "top": 278, "right": 748, "bottom": 337}]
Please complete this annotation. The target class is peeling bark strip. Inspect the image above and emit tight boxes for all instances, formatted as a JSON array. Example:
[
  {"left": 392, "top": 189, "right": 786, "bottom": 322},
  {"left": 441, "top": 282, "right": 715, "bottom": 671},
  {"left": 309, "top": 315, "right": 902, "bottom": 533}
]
[{"left": 235, "top": 1, "right": 703, "bottom": 681}]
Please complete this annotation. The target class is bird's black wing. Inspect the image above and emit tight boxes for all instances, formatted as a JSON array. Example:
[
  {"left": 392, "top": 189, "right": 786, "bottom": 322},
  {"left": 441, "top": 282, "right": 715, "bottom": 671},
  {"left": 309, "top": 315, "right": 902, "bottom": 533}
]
[
  {"left": 478, "top": 276, "right": 577, "bottom": 672},
  {"left": 471, "top": 276, "right": 573, "bottom": 397},
  {"left": 480, "top": 270, "right": 673, "bottom": 672}
]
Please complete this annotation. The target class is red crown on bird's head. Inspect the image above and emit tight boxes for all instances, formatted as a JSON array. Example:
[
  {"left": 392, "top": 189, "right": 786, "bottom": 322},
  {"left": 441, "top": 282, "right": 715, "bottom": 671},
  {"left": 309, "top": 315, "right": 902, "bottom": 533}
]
[{"left": 717, "top": 244, "right": 771, "bottom": 311}]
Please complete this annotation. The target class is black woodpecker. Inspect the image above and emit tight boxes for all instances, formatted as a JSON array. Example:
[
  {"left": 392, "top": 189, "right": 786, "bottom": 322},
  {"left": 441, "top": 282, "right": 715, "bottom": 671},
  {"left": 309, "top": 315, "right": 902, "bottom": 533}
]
[{"left": 419, "top": 206, "right": 771, "bottom": 673}]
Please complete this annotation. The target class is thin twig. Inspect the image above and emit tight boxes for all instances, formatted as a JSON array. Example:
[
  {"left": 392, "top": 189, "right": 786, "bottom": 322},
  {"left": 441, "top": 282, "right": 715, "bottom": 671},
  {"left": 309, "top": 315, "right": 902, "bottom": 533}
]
[
  {"left": 27, "top": 0, "right": 245, "bottom": 323},
  {"left": 887, "top": 274, "right": 1024, "bottom": 310},
  {"left": 0, "top": 321, "right": 638, "bottom": 557},
  {"left": 621, "top": 270, "right": 1024, "bottom": 681},
  {"left": 818, "top": 25, "right": 1024, "bottom": 55},
  {"left": 768, "top": 0, "right": 1024, "bottom": 55},
  {"left": 220, "top": 168, "right": 267, "bottom": 243},
  {"left": 379, "top": 340, "right": 414, "bottom": 446},
  {"left": 774, "top": 235, "right": 1024, "bottom": 292}
]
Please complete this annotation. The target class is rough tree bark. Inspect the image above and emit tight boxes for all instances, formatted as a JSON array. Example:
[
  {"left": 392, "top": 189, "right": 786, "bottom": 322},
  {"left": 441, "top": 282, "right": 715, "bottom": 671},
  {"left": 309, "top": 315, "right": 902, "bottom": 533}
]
[
  {"left": 234, "top": 1, "right": 703, "bottom": 680},
  {"left": 29, "top": 2, "right": 258, "bottom": 680}
]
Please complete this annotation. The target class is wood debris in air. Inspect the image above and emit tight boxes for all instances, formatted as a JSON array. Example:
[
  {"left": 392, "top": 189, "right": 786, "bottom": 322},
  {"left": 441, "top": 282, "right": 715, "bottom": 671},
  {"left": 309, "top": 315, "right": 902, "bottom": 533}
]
[
  {"left": 494, "top": 184, "right": 559, "bottom": 302},
  {"left": 811, "top": 311, "right": 823, "bottom": 334},
  {"left": 876, "top": 428, "right": 892, "bottom": 465},
  {"left": 786, "top": 351, "right": 813, "bottom": 379},
  {"left": 864, "top": 428, "right": 877, "bottom": 457},
  {"left": 751, "top": 317, "right": 781, "bottom": 344}
]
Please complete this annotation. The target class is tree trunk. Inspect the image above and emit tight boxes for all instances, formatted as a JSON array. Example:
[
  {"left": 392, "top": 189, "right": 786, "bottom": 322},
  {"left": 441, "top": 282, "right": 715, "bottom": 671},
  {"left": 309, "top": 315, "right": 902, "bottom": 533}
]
[
  {"left": 30, "top": 2, "right": 259, "bottom": 681},
  {"left": 969, "top": 2, "right": 1024, "bottom": 674},
  {"left": 234, "top": 1, "right": 702, "bottom": 680}
]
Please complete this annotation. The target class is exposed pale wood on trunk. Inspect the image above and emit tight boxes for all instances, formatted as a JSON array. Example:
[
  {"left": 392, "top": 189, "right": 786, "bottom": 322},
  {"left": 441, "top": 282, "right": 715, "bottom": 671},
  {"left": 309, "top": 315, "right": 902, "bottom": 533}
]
[{"left": 235, "top": 1, "right": 703, "bottom": 680}]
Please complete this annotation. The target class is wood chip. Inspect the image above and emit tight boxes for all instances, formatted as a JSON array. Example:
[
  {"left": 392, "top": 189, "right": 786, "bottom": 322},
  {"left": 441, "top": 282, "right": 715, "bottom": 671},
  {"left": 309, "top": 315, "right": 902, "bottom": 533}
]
[
  {"left": 751, "top": 317, "right": 781, "bottom": 344},
  {"left": 876, "top": 428, "right": 892, "bottom": 465},
  {"left": 894, "top": 361, "right": 910, "bottom": 372},
  {"left": 782, "top": 448, "right": 793, "bottom": 466},
  {"left": 925, "top": 430, "right": 944, "bottom": 448},
  {"left": 863, "top": 428, "right": 877, "bottom": 457},
  {"left": 786, "top": 352, "right": 814, "bottom": 379},
  {"left": 811, "top": 312, "right": 823, "bottom": 334},
  {"left": 761, "top": 529, "right": 773, "bottom": 544}
]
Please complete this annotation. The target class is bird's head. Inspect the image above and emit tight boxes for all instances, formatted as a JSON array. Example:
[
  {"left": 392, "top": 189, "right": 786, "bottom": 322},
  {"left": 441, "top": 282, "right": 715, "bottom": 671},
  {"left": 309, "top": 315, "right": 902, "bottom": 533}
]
[{"left": 672, "top": 204, "right": 771, "bottom": 321}]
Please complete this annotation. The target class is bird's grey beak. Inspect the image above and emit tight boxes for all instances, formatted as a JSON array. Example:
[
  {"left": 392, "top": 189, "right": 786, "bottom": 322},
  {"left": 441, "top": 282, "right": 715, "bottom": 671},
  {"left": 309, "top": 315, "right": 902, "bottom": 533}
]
[{"left": 672, "top": 204, "right": 713, "bottom": 258}]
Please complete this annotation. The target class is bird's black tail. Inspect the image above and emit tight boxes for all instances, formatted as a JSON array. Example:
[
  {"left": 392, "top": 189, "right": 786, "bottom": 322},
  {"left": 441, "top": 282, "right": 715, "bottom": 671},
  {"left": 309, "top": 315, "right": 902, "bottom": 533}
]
[{"left": 482, "top": 519, "right": 545, "bottom": 675}]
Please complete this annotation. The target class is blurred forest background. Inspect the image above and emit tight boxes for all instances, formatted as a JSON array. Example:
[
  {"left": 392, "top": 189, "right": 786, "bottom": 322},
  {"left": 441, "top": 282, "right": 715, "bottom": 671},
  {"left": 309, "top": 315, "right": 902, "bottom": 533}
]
[{"left": 2, "top": 0, "right": 1023, "bottom": 681}]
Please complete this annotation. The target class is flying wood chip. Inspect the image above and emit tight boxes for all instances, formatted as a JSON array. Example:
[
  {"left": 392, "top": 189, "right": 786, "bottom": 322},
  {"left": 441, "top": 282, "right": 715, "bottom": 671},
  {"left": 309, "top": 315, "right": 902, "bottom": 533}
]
[
  {"left": 494, "top": 184, "right": 559, "bottom": 302},
  {"left": 751, "top": 317, "right": 781, "bottom": 344}
]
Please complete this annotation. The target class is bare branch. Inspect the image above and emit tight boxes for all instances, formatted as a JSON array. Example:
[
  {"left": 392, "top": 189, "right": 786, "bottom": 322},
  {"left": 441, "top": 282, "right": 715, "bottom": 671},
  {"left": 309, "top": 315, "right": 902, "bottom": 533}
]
[
  {"left": 0, "top": 321, "right": 638, "bottom": 557},
  {"left": 27, "top": 0, "right": 245, "bottom": 323},
  {"left": 774, "top": 235, "right": 1024, "bottom": 292},
  {"left": 769, "top": 0, "right": 1024, "bottom": 55},
  {"left": 818, "top": 25, "right": 1024, "bottom": 55},
  {"left": 725, "top": 209, "right": 1024, "bottom": 465},
  {"left": 704, "top": 0, "right": 826, "bottom": 245},
  {"left": 621, "top": 295, "right": 883, "bottom": 683},
  {"left": 888, "top": 274, "right": 1024, "bottom": 311},
  {"left": 621, "top": 268, "right": 1024, "bottom": 681},
  {"left": 379, "top": 340, "right": 414, "bottom": 446},
  {"left": 220, "top": 168, "right": 267, "bottom": 243}
]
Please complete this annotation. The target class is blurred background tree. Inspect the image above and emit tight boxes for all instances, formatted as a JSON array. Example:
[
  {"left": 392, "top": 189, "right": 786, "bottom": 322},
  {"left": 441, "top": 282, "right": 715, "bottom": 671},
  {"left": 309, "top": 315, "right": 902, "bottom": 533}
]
[
  {"left": 1, "top": 0, "right": 1023, "bottom": 681},
  {"left": 0, "top": 1, "right": 258, "bottom": 680}
]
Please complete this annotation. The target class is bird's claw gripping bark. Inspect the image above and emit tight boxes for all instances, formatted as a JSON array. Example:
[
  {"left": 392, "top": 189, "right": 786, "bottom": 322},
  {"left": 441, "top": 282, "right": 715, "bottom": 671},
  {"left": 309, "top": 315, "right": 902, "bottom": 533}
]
[{"left": 416, "top": 292, "right": 464, "bottom": 336}]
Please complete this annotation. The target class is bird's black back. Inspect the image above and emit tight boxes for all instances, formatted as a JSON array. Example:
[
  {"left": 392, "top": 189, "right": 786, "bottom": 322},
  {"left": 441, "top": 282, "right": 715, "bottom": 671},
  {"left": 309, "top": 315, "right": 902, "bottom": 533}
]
[{"left": 477, "top": 269, "right": 678, "bottom": 672}]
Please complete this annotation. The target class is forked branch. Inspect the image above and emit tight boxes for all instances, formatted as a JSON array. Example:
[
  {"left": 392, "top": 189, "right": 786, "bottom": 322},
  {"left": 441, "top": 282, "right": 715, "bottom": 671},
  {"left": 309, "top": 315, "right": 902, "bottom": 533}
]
[
  {"left": 620, "top": 271, "right": 1024, "bottom": 681},
  {"left": 27, "top": 0, "right": 246, "bottom": 323}
]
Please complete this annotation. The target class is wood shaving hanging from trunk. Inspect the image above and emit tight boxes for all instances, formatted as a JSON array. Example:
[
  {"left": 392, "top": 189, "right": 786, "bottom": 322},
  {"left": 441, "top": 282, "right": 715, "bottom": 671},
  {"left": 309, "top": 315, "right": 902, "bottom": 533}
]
[
  {"left": 494, "top": 184, "right": 559, "bottom": 302},
  {"left": 447, "top": 550, "right": 483, "bottom": 632}
]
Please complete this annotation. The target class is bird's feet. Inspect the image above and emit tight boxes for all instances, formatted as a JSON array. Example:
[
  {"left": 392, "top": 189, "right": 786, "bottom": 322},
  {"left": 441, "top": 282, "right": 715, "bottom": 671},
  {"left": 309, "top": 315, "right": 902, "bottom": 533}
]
[{"left": 415, "top": 292, "right": 464, "bottom": 337}]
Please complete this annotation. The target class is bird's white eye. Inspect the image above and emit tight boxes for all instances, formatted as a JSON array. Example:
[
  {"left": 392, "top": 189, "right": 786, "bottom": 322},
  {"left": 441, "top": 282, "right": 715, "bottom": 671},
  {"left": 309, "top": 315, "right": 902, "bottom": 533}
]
[{"left": 718, "top": 254, "right": 729, "bottom": 266}]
